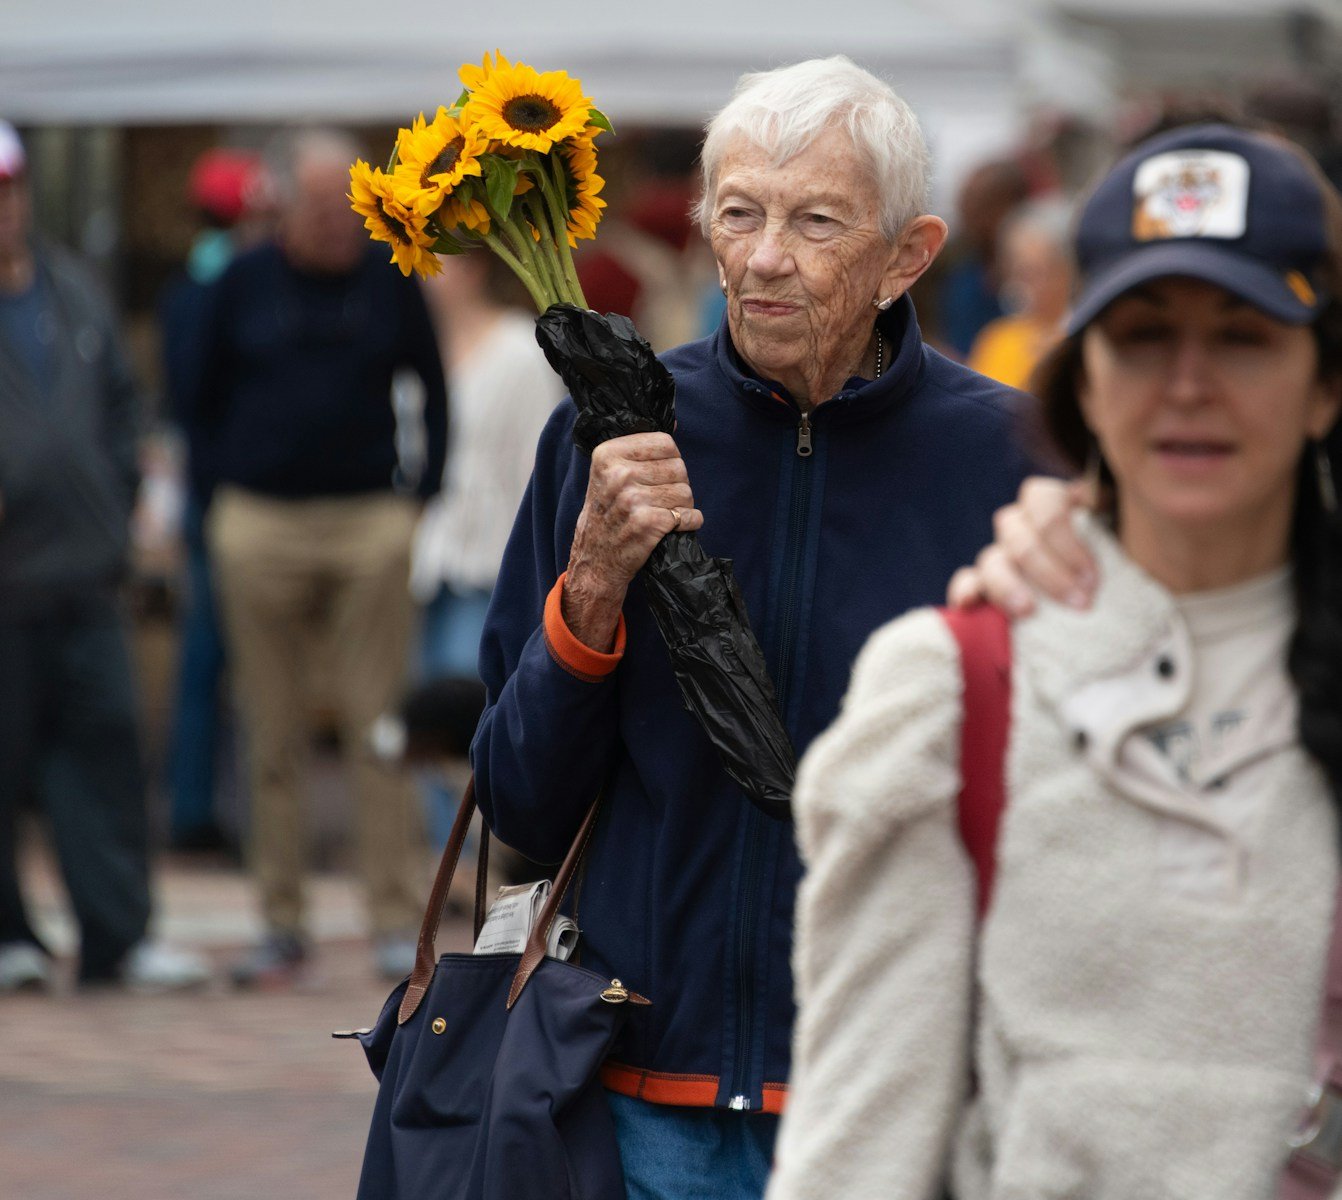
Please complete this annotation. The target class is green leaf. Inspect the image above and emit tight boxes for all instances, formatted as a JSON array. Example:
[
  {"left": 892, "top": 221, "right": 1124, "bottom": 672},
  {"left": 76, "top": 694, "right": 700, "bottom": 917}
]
[
  {"left": 431, "top": 234, "right": 471, "bottom": 255},
  {"left": 484, "top": 155, "right": 520, "bottom": 222},
  {"left": 455, "top": 88, "right": 471, "bottom": 109},
  {"left": 385, "top": 141, "right": 400, "bottom": 174},
  {"left": 428, "top": 214, "right": 480, "bottom": 254},
  {"left": 587, "top": 108, "right": 614, "bottom": 135}
]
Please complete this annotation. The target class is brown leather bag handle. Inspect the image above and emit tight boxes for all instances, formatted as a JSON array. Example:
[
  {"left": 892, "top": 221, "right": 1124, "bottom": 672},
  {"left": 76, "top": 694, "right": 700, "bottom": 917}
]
[
  {"left": 398, "top": 775, "right": 600, "bottom": 1024},
  {"left": 506, "top": 800, "right": 602, "bottom": 1009}
]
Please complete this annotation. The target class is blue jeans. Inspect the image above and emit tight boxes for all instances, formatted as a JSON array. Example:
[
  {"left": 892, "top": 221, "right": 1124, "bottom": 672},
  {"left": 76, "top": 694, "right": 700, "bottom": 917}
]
[
  {"left": 168, "top": 496, "right": 227, "bottom": 839},
  {"left": 606, "top": 1091, "right": 779, "bottom": 1200},
  {"left": 420, "top": 584, "right": 492, "bottom": 680},
  {"left": 418, "top": 585, "right": 492, "bottom": 847}
]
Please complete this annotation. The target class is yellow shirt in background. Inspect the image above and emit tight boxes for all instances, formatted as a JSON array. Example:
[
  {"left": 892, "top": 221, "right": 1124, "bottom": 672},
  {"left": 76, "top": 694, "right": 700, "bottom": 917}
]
[{"left": 966, "top": 314, "right": 1061, "bottom": 392}]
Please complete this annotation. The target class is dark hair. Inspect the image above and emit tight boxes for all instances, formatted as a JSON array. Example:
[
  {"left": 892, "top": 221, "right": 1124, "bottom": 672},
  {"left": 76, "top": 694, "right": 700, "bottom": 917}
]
[{"left": 1032, "top": 137, "right": 1342, "bottom": 800}]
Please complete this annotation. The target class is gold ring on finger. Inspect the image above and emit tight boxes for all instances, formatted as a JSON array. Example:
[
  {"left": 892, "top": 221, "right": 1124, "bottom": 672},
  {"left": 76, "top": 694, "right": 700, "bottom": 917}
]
[{"left": 669, "top": 507, "right": 683, "bottom": 529}]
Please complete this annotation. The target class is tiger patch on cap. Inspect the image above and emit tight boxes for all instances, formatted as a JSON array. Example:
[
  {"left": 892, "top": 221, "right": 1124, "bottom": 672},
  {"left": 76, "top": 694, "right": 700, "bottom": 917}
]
[{"left": 1132, "top": 150, "right": 1249, "bottom": 242}]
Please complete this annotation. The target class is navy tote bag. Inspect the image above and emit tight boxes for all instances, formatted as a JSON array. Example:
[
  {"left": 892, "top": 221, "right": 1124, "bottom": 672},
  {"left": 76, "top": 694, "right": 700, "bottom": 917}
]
[{"left": 344, "top": 779, "right": 647, "bottom": 1199}]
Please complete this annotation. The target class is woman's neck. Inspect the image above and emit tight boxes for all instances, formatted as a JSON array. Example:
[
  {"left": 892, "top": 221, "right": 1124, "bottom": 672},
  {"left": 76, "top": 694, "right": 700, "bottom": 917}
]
[
  {"left": 772, "top": 327, "right": 881, "bottom": 409},
  {"left": 1118, "top": 499, "right": 1295, "bottom": 595}
]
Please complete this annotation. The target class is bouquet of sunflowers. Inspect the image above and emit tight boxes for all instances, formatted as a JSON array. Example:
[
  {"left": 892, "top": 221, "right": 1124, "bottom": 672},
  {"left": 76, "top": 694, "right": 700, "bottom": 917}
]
[
  {"left": 349, "top": 51, "right": 607, "bottom": 312},
  {"left": 349, "top": 53, "right": 796, "bottom": 820}
]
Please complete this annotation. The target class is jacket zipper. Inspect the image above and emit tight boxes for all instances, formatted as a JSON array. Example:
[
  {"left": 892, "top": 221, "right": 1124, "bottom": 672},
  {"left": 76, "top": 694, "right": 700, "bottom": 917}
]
[
  {"left": 728, "top": 408, "right": 815, "bottom": 1109},
  {"left": 796, "top": 412, "right": 812, "bottom": 457}
]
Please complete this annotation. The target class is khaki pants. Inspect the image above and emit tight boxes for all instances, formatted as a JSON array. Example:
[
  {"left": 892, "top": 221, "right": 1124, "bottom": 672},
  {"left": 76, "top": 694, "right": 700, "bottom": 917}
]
[{"left": 208, "top": 487, "right": 423, "bottom": 938}]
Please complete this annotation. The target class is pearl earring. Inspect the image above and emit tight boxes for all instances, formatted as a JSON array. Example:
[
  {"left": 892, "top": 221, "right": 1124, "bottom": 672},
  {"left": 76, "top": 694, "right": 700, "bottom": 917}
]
[{"left": 872, "top": 296, "right": 894, "bottom": 311}]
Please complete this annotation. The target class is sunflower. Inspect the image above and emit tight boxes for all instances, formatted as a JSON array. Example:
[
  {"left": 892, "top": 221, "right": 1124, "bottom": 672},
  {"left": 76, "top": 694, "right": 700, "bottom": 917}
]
[
  {"left": 348, "top": 160, "right": 441, "bottom": 278},
  {"left": 440, "top": 192, "right": 492, "bottom": 237},
  {"left": 460, "top": 52, "right": 594, "bottom": 154},
  {"left": 392, "top": 107, "right": 488, "bottom": 217},
  {"left": 559, "top": 133, "right": 607, "bottom": 246}
]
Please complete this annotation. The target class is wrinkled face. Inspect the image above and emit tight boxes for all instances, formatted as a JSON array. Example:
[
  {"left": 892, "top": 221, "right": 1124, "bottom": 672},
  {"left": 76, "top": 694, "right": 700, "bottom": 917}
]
[
  {"left": 1080, "top": 277, "right": 1341, "bottom": 536},
  {"left": 708, "top": 127, "right": 897, "bottom": 391},
  {"left": 282, "top": 154, "right": 366, "bottom": 273}
]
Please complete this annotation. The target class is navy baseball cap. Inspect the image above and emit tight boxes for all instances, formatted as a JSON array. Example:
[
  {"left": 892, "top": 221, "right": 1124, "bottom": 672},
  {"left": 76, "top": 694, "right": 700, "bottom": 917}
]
[{"left": 1067, "top": 123, "right": 1331, "bottom": 334}]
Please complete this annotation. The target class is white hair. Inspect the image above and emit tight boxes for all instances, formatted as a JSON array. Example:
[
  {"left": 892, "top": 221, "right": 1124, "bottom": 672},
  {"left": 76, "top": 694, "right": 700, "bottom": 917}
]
[
  {"left": 694, "top": 56, "right": 931, "bottom": 243},
  {"left": 264, "top": 127, "right": 365, "bottom": 206},
  {"left": 1000, "top": 196, "right": 1074, "bottom": 253}
]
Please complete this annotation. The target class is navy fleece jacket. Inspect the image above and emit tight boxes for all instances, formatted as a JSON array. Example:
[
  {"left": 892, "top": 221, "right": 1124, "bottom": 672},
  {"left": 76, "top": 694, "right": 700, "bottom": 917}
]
[{"left": 473, "top": 296, "right": 1036, "bottom": 1111}]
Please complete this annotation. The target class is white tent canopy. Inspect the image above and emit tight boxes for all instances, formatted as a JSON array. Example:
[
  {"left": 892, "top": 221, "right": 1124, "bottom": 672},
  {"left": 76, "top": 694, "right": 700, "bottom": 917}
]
[
  {"left": 1, "top": 0, "right": 1048, "bottom": 125},
  {"left": 2, "top": 0, "right": 1122, "bottom": 208},
  {"left": 4, "top": 0, "right": 1335, "bottom": 204}
]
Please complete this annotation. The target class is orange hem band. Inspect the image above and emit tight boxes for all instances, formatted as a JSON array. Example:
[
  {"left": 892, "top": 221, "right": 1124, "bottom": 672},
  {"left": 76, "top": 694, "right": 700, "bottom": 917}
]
[
  {"left": 601, "top": 1062, "right": 788, "bottom": 1114},
  {"left": 543, "top": 572, "right": 625, "bottom": 682}
]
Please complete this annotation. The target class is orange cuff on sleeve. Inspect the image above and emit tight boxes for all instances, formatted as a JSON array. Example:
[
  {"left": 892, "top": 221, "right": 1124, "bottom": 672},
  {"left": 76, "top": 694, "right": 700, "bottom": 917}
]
[{"left": 543, "top": 571, "right": 626, "bottom": 682}]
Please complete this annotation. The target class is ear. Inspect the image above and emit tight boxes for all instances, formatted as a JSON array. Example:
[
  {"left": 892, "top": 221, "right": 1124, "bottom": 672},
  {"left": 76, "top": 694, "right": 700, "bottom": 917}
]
[
  {"left": 877, "top": 215, "right": 949, "bottom": 303},
  {"left": 1306, "top": 372, "right": 1342, "bottom": 441}
]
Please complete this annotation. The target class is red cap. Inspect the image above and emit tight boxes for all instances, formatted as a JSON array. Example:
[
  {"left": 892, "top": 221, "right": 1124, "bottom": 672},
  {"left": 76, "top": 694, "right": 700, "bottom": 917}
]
[{"left": 187, "top": 148, "right": 261, "bottom": 225}]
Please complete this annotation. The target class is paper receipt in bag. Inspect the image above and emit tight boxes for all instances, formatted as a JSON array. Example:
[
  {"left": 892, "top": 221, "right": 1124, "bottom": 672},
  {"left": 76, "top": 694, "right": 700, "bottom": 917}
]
[{"left": 472, "top": 880, "right": 580, "bottom": 960}]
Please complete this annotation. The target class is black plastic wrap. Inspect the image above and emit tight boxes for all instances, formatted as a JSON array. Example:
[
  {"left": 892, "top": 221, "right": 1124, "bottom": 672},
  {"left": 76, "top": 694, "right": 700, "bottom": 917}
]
[
  {"left": 535, "top": 305, "right": 676, "bottom": 453},
  {"left": 535, "top": 304, "right": 795, "bottom": 819}
]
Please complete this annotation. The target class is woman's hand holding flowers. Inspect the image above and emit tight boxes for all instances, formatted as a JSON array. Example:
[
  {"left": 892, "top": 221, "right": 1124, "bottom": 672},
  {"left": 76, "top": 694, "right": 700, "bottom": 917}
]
[{"left": 563, "top": 433, "right": 701, "bottom": 652}]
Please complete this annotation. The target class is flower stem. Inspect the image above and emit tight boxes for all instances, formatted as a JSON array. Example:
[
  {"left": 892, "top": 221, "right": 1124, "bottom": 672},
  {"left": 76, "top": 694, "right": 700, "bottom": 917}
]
[
  {"left": 485, "top": 196, "right": 557, "bottom": 309},
  {"left": 516, "top": 200, "right": 552, "bottom": 294},
  {"left": 543, "top": 153, "right": 587, "bottom": 307},
  {"left": 481, "top": 228, "right": 549, "bottom": 312},
  {"left": 522, "top": 194, "right": 569, "bottom": 305}
]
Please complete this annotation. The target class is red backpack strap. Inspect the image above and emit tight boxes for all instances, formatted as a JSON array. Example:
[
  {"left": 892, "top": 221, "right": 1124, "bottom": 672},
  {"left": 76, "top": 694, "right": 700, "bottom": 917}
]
[{"left": 937, "top": 604, "right": 1012, "bottom": 917}]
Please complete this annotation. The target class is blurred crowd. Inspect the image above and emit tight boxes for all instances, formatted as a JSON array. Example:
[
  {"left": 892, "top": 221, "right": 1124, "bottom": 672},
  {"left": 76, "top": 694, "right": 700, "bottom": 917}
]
[{"left": 2, "top": 69, "right": 1340, "bottom": 999}]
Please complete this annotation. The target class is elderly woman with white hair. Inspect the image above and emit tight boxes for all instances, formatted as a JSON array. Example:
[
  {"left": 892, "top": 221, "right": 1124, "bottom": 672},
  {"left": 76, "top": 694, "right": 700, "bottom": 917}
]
[{"left": 472, "top": 55, "right": 1039, "bottom": 1198}]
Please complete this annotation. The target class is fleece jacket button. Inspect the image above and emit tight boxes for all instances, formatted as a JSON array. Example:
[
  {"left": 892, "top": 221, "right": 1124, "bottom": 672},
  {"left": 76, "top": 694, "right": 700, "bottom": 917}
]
[{"left": 1156, "top": 656, "right": 1176, "bottom": 679}]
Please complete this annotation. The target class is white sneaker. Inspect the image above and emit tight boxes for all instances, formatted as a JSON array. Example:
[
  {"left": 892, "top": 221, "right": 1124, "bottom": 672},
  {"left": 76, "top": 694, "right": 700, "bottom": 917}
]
[
  {"left": 0, "top": 942, "right": 51, "bottom": 993},
  {"left": 121, "top": 940, "right": 212, "bottom": 992}
]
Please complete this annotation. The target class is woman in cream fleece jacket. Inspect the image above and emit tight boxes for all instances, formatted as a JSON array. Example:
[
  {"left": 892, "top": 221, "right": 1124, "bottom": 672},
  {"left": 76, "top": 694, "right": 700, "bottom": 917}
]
[{"left": 767, "top": 125, "right": 1342, "bottom": 1200}]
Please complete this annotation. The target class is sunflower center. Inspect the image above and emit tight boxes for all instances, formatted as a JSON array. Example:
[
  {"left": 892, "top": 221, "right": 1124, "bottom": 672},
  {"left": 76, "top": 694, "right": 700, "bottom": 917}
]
[
  {"left": 423, "top": 138, "right": 464, "bottom": 186},
  {"left": 502, "top": 94, "right": 561, "bottom": 133},
  {"left": 376, "top": 198, "right": 411, "bottom": 244}
]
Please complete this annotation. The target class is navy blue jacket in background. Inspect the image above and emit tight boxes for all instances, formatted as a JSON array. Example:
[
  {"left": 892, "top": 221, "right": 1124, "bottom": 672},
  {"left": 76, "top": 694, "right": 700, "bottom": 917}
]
[
  {"left": 193, "top": 242, "right": 448, "bottom": 501},
  {"left": 473, "top": 296, "right": 1036, "bottom": 1111}
]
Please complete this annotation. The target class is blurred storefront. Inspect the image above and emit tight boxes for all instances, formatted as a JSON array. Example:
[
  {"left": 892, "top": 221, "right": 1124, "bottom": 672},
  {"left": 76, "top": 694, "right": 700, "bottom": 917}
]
[{"left": 4, "top": 1, "right": 1338, "bottom": 328}]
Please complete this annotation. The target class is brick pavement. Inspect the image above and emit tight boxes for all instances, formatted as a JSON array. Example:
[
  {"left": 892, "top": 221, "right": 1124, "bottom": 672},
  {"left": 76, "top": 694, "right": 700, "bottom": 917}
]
[{"left": 0, "top": 854, "right": 475, "bottom": 1200}]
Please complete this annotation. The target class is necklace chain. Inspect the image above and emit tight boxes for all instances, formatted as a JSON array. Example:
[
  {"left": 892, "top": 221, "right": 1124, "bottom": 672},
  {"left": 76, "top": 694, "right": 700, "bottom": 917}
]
[{"left": 874, "top": 331, "right": 884, "bottom": 379}]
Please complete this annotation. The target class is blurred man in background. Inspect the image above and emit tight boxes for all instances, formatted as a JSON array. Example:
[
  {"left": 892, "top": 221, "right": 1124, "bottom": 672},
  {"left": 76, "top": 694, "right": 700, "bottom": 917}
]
[
  {"left": 0, "top": 119, "right": 209, "bottom": 993},
  {"left": 195, "top": 129, "right": 448, "bottom": 987}
]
